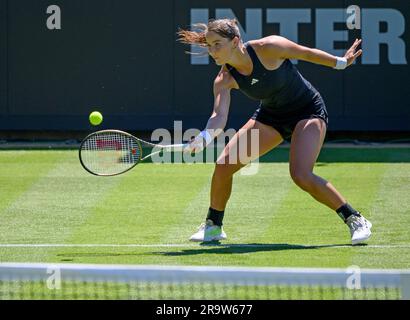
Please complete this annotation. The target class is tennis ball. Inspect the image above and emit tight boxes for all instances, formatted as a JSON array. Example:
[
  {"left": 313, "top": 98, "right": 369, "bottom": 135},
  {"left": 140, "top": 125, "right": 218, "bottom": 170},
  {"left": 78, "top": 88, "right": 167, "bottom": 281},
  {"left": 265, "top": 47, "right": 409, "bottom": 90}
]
[{"left": 89, "top": 111, "right": 103, "bottom": 126}]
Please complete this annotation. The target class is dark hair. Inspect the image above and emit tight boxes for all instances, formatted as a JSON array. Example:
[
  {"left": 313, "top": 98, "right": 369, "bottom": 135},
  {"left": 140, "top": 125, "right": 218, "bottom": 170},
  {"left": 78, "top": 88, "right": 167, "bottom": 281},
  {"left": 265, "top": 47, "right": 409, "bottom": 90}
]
[{"left": 177, "top": 18, "right": 241, "bottom": 47}]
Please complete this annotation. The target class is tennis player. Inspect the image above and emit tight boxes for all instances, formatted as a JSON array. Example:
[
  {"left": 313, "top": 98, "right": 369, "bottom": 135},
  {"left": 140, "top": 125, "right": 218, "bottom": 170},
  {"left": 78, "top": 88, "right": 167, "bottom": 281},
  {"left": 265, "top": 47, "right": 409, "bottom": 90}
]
[{"left": 178, "top": 19, "right": 372, "bottom": 245}]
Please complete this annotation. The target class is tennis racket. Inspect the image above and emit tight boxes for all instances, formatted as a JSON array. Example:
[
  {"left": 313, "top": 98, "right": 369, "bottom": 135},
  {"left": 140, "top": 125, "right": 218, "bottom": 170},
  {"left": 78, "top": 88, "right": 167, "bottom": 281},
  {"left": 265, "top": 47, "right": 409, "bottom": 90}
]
[{"left": 79, "top": 129, "right": 188, "bottom": 176}]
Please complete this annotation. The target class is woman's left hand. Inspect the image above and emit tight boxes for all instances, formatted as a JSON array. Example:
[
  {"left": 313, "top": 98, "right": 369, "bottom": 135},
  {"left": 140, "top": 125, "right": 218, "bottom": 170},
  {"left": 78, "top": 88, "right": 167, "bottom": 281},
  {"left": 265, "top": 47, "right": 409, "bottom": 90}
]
[{"left": 344, "top": 39, "right": 363, "bottom": 67}]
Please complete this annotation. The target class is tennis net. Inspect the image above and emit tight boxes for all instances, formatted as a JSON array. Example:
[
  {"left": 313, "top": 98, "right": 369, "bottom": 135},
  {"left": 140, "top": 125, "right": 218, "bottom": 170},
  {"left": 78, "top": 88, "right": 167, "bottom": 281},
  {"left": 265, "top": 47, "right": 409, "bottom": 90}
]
[{"left": 1, "top": 263, "right": 409, "bottom": 300}]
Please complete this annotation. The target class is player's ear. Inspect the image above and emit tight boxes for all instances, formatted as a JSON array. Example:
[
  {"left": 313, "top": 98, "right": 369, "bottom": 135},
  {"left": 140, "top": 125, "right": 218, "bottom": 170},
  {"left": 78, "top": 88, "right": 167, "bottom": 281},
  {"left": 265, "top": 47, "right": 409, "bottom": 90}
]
[{"left": 232, "top": 36, "right": 239, "bottom": 49}]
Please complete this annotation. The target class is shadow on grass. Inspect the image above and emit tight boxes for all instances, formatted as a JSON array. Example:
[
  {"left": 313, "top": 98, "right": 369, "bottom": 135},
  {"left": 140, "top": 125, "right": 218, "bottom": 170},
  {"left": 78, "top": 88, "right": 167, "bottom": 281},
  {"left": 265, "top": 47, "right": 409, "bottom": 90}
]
[
  {"left": 154, "top": 242, "right": 356, "bottom": 256},
  {"left": 56, "top": 252, "right": 146, "bottom": 261},
  {"left": 55, "top": 242, "right": 365, "bottom": 260}
]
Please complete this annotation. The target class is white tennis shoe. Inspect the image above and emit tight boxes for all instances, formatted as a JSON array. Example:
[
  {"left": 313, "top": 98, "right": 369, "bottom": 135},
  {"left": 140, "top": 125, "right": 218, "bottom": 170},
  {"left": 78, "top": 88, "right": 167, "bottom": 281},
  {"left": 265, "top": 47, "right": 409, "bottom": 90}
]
[
  {"left": 346, "top": 214, "right": 372, "bottom": 245},
  {"left": 189, "top": 219, "right": 227, "bottom": 242}
]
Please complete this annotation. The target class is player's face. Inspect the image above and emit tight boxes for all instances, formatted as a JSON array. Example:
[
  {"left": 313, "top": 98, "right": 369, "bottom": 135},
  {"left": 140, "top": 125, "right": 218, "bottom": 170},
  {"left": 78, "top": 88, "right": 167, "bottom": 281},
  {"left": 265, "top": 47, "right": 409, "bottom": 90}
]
[{"left": 205, "top": 31, "right": 237, "bottom": 65}]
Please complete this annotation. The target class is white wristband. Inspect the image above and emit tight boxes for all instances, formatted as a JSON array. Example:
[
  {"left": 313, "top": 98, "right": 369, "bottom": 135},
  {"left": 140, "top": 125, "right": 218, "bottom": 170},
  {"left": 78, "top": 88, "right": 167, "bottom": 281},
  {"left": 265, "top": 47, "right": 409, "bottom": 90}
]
[
  {"left": 199, "top": 130, "right": 213, "bottom": 146},
  {"left": 334, "top": 57, "right": 348, "bottom": 70}
]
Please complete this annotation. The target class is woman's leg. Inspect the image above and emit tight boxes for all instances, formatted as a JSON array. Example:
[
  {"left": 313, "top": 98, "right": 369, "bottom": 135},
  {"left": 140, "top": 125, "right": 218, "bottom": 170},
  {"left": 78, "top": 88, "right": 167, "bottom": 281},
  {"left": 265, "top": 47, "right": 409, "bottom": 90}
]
[
  {"left": 211, "top": 119, "right": 284, "bottom": 211},
  {"left": 288, "top": 118, "right": 346, "bottom": 210},
  {"left": 288, "top": 118, "right": 372, "bottom": 245},
  {"left": 190, "top": 119, "right": 283, "bottom": 241}
]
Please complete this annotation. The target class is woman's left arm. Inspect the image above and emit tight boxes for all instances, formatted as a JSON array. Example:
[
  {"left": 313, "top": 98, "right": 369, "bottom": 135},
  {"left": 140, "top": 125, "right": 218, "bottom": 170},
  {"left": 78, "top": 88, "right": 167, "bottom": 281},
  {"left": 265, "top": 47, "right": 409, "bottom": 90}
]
[{"left": 268, "top": 36, "right": 363, "bottom": 69}]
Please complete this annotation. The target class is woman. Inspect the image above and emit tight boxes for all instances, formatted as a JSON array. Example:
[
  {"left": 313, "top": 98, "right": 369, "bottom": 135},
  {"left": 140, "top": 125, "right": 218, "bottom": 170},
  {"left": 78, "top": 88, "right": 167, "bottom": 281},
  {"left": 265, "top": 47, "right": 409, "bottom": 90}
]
[{"left": 178, "top": 18, "right": 371, "bottom": 245}]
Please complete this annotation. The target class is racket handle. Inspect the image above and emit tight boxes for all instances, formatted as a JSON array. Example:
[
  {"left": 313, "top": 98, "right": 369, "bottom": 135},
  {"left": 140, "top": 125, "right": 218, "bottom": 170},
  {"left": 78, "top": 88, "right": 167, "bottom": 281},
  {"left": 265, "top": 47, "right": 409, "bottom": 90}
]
[{"left": 162, "top": 143, "right": 188, "bottom": 152}]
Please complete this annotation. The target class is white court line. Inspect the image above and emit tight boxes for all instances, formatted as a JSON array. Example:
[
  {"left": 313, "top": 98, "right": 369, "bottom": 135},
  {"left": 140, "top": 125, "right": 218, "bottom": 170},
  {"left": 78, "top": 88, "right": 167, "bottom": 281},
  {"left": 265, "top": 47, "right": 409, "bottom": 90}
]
[{"left": 0, "top": 244, "right": 409, "bottom": 249}]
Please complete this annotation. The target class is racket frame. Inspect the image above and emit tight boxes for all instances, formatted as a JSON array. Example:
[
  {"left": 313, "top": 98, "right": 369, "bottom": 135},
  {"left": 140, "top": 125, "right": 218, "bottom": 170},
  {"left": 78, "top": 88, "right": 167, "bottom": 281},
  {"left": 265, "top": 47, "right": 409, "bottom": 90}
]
[{"left": 79, "top": 129, "right": 187, "bottom": 176}]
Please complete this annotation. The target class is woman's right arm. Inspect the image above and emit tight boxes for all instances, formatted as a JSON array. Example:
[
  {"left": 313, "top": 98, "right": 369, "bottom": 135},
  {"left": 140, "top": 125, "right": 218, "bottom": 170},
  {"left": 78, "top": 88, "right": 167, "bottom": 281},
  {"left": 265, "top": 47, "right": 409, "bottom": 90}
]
[
  {"left": 185, "top": 66, "right": 238, "bottom": 153},
  {"left": 205, "top": 66, "right": 237, "bottom": 136}
]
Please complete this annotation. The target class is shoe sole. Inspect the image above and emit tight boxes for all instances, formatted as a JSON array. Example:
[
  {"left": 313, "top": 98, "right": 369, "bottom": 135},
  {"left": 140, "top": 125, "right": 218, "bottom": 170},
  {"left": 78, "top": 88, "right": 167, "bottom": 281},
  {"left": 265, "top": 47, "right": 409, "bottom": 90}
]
[
  {"left": 205, "top": 236, "right": 227, "bottom": 242},
  {"left": 352, "top": 232, "right": 372, "bottom": 245},
  {"left": 189, "top": 235, "right": 227, "bottom": 242}
]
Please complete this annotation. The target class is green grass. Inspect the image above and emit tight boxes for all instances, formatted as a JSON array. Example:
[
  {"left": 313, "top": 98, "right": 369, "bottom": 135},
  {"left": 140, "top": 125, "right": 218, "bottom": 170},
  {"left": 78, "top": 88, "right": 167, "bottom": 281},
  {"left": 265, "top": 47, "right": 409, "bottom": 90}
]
[
  {"left": 0, "top": 148, "right": 409, "bottom": 268},
  {"left": 0, "top": 148, "right": 409, "bottom": 299}
]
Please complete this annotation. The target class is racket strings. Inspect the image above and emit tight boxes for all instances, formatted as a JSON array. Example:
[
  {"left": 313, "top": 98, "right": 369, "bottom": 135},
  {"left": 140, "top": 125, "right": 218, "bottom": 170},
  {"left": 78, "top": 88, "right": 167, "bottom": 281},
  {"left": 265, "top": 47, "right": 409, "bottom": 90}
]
[{"left": 80, "top": 131, "right": 142, "bottom": 176}]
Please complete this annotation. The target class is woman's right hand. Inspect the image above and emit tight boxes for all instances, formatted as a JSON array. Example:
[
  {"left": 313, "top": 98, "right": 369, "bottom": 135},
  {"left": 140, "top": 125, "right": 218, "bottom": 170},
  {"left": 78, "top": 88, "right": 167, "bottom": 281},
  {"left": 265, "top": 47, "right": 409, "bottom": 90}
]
[{"left": 184, "top": 130, "right": 213, "bottom": 154}]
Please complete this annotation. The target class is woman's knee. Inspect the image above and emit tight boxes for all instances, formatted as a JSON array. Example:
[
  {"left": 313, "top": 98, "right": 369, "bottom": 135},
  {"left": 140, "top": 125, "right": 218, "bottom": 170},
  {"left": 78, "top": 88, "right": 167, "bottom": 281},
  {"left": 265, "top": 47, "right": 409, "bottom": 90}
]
[
  {"left": 213, "top": 162, "right": 242, "bottom": 180},
  {"left": 289, "top": 168, "right": 315, "bottom": 191}
]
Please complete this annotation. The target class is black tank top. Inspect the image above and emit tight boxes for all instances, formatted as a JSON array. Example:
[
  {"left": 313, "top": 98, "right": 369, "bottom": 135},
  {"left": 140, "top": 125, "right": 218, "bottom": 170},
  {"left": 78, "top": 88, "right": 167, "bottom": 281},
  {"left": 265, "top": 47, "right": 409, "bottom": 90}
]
[{"left": 226, "top": 42, "right": 319, "bottom": 114}]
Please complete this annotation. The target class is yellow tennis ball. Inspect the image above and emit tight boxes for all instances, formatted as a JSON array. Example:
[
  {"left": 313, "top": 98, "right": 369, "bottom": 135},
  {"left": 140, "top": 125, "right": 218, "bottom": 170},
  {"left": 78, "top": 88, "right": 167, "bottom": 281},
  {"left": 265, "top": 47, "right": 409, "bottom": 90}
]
[{"left": 89, "top": 111, "right": 103, "bottom": 126}]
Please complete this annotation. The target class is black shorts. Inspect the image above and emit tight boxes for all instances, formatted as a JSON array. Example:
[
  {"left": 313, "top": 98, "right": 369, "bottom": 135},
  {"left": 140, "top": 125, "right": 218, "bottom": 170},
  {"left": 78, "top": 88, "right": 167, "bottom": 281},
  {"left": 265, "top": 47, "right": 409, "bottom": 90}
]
[{"left": 251, "top": 94, "right": 329, "bottom": 140}]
